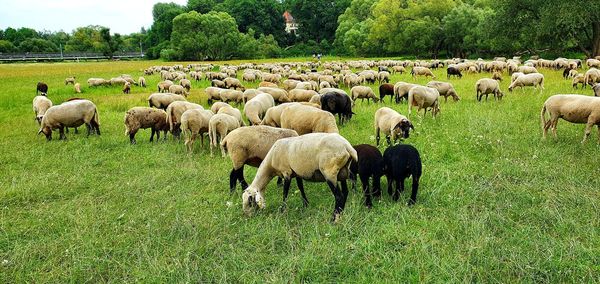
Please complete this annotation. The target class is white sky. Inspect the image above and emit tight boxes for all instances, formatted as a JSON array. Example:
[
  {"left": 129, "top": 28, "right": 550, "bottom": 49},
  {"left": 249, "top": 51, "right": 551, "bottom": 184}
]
[{"left": 0, "top": 0, "right": 188, "bottom": 35}]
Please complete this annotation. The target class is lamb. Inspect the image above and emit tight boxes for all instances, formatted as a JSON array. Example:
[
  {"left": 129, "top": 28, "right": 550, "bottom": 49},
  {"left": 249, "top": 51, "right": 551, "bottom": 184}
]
[
  {"left": 169, "top": 84, "right": 188, "bottom": 97},
  {"left": 289, "top": 89, "right": 318, "bottom": 102},
  {"left": 280, "top": 104, "right": 339, "bottom": 135},
  {"left": 411, "top": 67, "right": 435, "bottom": 79},
  {"left": 181, "top": 109, "right": 214, "bottom": 152},
  {"left": 408, "top": 86, "right": 441, "bottom": 118},
  {"left": 241, "top": 133, "right": 357, "bottom": 222},
  {"left": 244, "top": 93, "right": 275, "bottom": 125},
  {"left": 124, "top": 107, "right": 169, "bottom": 144},
  {"left": 256, "top": 87, "right": 291, "bottom": 103},
  {"left": 224, "top": 77, "right": 245, "bottom": 91},
  {"left": 38, "top": 99, "right": 100, "bottom": 140},
  {"left": 180, "top": 79, "right": 192, "bottom": 92},
  {"left": 541, "top": 94, "right": 600, "bottom": 143},
  {"left": 87, "top": 78, "right": 110, "bottom": 87},
  {"left": 217, "top": 104, "right": 245, "bottom": 126},
  {"left": 508, "top": 73, "right": 544, "bottom": 92},
  {"left": 349, "top": 144, "right": 384, "bottom": 208},
  {"left": 32, "top": 95, "right": 53, "bottom": 124},
  {"left": 157, "top": 80, "right": 174, "bottom": 93},
  {"left": 147, "top": 93, "right": 187, "bottom": 110},
  {"left": 584, "top": 68, "right": 600, "bottom": 87},
  {"left": 122, "top": 82, "right": 131, "bottom": 94},
  {"left": 426, "top": 81, "right": 460, "bottom": 102},
  {"left": 165, "top": 101, "right": 204, "bottom": 138},
  {"left": 221, "top": 126, "right": 299, "bottom": 193},
  {"left": 138, "top": 77, "right": 146, "bottom": 88},
  {"left": 374, "top": 107, "right": 414, "bottom": 146},
  {"left": 208, "top": 113, "right": 240, "bottom": 157},
  {"left": 476, "top": 78, "right": 504, "bottom": 101},
  {"left": 211, "top": 79, "right": 226, "bottom": 88},
  {"left": 351, "top": 86, "right": 379, "bottom": 103},
  {"left": 572, "top": 74, "right": 586, "bottom": 89},
  {"left": 394, "top": 82, "right": 419, "bottom": 103},
  {"left": 64, "top": 77, "right": 76, "bottom": 85},
  {"left": 36, "top": 82, "right": 48, "bottom": 95},
  {"left": 218, "top": 89, "right": 244, "bottom": 105},
  {"left": 320, "top": 92, "right": 353, "bottom": 124},
  {"left": 383, "top": 144, "right": 422, "bottom": 205},
  {"left": 74, "top": 83, "right": 82, "bottom": 94}
]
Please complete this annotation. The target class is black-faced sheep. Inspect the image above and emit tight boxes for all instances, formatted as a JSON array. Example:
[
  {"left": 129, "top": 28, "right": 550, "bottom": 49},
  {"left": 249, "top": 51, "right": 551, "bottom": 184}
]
[
  {"left": 242, "top": 133, "right": 357, "bottom": 222},
  {"left": 122, "top": 82, "right": 131, "bottom": 94},
  {"left": 349, "top": 144, "right": 384, "bottom": 208},
  {"left": 383, "top": 144, "right": 422, "bottom": 205},
  {"left": 541, "top": 94, "right": 600, "bottom": 144},
  {"left": 36, "top": 82, "right": 48, "bottom": 95},
  {"left": 320, "top": 92, "right": 353, "bottom": 124},
  {"left": 374, "top": 107, "right": 414, "bottom": 146},
  {"left": 447, "top": 66, "right": 462, "bottom": 79},
  {"left": 124, "top": 107, "right": 169, "bottom": 144},
  {"left": 38, "top": 99, "right": 100, "bottom": 140}
]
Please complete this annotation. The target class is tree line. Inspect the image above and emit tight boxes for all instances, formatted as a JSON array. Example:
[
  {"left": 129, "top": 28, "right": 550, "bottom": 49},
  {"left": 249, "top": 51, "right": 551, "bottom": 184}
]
[{"left": 1, "top": 0, "right": 598, "bottom": 60}]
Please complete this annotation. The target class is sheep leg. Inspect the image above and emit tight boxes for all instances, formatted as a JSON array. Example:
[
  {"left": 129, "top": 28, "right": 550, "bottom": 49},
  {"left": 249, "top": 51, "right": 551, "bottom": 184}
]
[
  {"left": 150, "top": 129, "right": 156, "bottom": 142},
  {"left": 130, "top": 133, "right": 137, "bottom": 145},
  {"left": 386, "top": 173, "right": 394, "bottom": 197},
  {"left": 86, "top": 123, "right": 92, "bottom": 136},
  {"left": 296, "top": 178, "right": 309, "bottom": 207},
  {"left": 376, "top": 128, "right": 381, "bottom": 146},
  {"left": 229, "top": 168, "right": 239, "bottom": 193},
  {"left": 582, "top": 122, "right": 593, "bottom": 144},
  {"left": 280, "top": 178, "right": 292, "bottom": 212},
  {"left": 327, "top": 181, "right": 343, "bottom": 223},
  {"left": 372, "top": 174, "right": 382, "bottom": 198},
  {"left": 361, "top": 175, "right": 372, "bottom": 208},
  {"left": 340, "top": 180, "right": 349, "bottom": 210},
  {"left": 408, "top": 176, "right": 419, "bottom": 206},
  {"left": 59, "top": 127, "right": 66, "bottom": 140}
]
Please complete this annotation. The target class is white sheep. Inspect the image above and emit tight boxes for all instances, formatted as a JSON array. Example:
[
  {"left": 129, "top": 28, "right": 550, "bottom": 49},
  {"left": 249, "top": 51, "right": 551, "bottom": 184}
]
[
  {"left": 476, "top": 78, "right": 504, "bottom": 101},
  {"left": 541, "top": 94, "right": 600, "bottom": 143},
  {"left": 74, "top": 83, "right": 82, "bottom": 94},
  {"left": 180, "top": 79, "right": 192, "bottom": 92},
  {"left": 217, "top": 105, "right": 245, "bottom": 126},
  {"left": 32, "top": 95, "right": 53, "bottom": 124},
  {"left": 289, "top": 89, "right": 319, "bottom": 102},
  {"left": 148, "top": 93, "right": 187, "bottom": 110},
  {"left": 508, "top": 73, "right": 544, "bottom": 92},
  {"left": 511, "top": 72, "right": 524, "bottom": 84},
  {"left": 224, "top": 77, "right": 245, "bottom": 91},
  {"left": 394, "top": 82, "right": 419, "bottom": 102},
  {"left": 408, "top": 86, "right": 440, "bottom": 118},
  {"left": 350, "top": 86, "right": 379, "bottom": 103},
  {"left": 158, "top": 80, "right": 174, "bottom": 93},
  {"left": 242, "top": 133, "right": 357, "bottom": 222},
  {"left": 242, "top": 89, "right": 262, "bottom": 103},
  {"left": 87, "top": 78, "right": 110, "bottom": 87},
  {"left": 517, "top": 66, "right": 538, "bottom": 74},
  {"left": 64, "top": 77, "right": 76, "bottom": 85},
  {"left": 208, "top": 113, "right": 241, "bottom": 157},
  {"left": 244, "top": 93, "right": 275, "bottom": 125},
  {"left": 374, "top": 107, "right": 414, "bottom": 146},
  {"left": 257, "top": 87, "right": 291, "bottom": 103},
  {"left": 124, "top": 107, "right": 169, "bottom": 144},
  {"left": 166, "top": 101, "right": 204, "bottom": 138},
  {"left": 411, "top": 66, "right": 436, "bottom": 79},
  {"left": 261, "top": 103, "right": 298, "bottom": 127},
  {"left": 38, "top": 99, "right": 100, "bottom": 140},
  {"left": 218, "top": 89, "right": 244, "bottom": 105},
  {"left": 572, "top": 74, "right": 586, "bottom": 89},
  {"left": 426, "top": 81, "right": 459, "bottom": 102},
  {"left": 181, "top": 109, "right": 214, "bottom": 152},
  {"left": 138, "top": 77, "right": 146, "bottom": 88},
  {"left": 584, "top": 68, "right": 600, "bottom": 87},
  {"left": 280, "top": 104, "right": 338, "bottom": 135},
  {"left": 169, "top": 84, "right": 188, "bottom": 97}
]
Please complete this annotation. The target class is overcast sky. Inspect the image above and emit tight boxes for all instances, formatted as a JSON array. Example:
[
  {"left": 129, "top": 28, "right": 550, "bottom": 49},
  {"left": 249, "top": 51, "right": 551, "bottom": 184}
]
[{"left": 0, "top": 0, "right": 188, "bottom": 35}]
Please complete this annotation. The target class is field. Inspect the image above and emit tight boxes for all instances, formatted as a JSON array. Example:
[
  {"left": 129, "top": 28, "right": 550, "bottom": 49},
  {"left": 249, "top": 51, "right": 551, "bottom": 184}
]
[{"left": 0, "top": 58, "right": 599, "bottom": 282}]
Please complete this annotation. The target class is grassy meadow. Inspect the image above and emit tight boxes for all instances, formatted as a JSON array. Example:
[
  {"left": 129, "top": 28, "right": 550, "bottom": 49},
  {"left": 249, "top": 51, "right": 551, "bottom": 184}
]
[{"left": 0, "top": 58, "right": 599, "bottom": 282}]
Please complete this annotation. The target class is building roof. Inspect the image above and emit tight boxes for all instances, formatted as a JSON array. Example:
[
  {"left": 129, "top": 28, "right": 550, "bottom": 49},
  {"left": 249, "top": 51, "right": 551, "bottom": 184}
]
[{"left": 283, "top": 11, "right": 295, "bottom": 23}]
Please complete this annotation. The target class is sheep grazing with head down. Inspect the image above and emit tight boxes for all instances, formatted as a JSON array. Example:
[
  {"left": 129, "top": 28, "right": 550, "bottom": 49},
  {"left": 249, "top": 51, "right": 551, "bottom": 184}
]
[
  {"left": 593, "top": 84, "right": 600, "bottom": 97},
  {"left": 224, "top": 77, "right": 245, "bottom": 91},
  {"left": 64, "top": 77, "right": 76, "bottom": 85},
  {"left": 157, "top": 80, "right": 174, "bottom": 93},
  {"left": 148, "top": 93, "right": 187, "bottom": 110},
  {"left": 426, "top": 81, "right": 459, "bottom": 102},
  {"left": 572, "top": 74, "right": 586, "bottom": 89},
  {"left": 383, "top": 144, "right": 422, "bottom": 205},
  {"left": 584, "top": 68, "right": 600, "bottom": 87},
  {"left": 257, "top": 87, "right": 291, "bottom": 103},
  {"left": 374, "top": 107, "right": 414, "bottom": 146},
  {"left": 74, "top": 83, "right": 82, "bottom": 94},
  {"left": 244, "top": 93, "right": 275, "bottom": 125},
  {"left": 242, "top": 133, "right": 357, "bottom": 222},
  {"left": 511, "top": 72, "right": 524, "bottom": 84},
  {"left": 181, "top": 108, "right": 214, "bottom": 152},
  {"left": 208, "top": 113, "right": 240, "bottom": 157},
  {"left": 349, "top": 144, "right": 384, "bottom": 208},
  {"left": 33, "top": 95, "right": 53, "bottom": 124},
  {"left": 242, "top": 89, "right": 261, "bottom": 103},
  {"left": 219, "top": 89, "right": 244, "bottom": 105},
  {"left": 394, "top": 82, "right": 419, "bottom": 103},
  {"left": 379, "top": 83, "right": 395, "bottom": 103},
  {"left": 411, "top": 67, "right": 435, "bottom": 80},
  {"left": 124, "top": 107, "right": 169, "bottom": 144},
  {"left": 289, "top": 89, "right": 318, "bottom": 102},
  {"left": 217, "top": 104, "right": 245, "bottom": 126},
  {"left": 351, "top": 86, "right": 379, "bottom": 103},
  {"left": 541, "top": 94, "right": 600, "bottom": 144},
  {"left": 166, "top": 101, "right": 204, "bottom": 138},
  {"left": 280, "top": 104, "right": 338, "bottom": 135},
  {"left": 320, "top": 92, "right": 353, "bottom": 124},
  {"left": 210, "top": 102, "right": 231, "bottom": 114},
  {"left": 446, "top": 66, "right": 462, "bottom": 79},
  {"left": 38, "top": 99, "right": 100, "bottom": 140},
  {"left": 476, "top": 78, "right": 504, "bottom": 102},
  {"left": 169, "top": 84, "right": 188, "bottom": 97},
  {"left": 492, "top": 71, "right": 503, "bottom": 81},
  {"left": 122, "top": 82, "right": 131, "bottom": 94},
  {"left": 508, "top": 73, "right": 544, "bottom": 92},
  {"left": 138, "top": 77, "right": 146, "bottom": 88},
  {"left": 221, "top": 126, "right": 299, "bottom": 193},
  {"left": 408, "top": 86, "right": 440, "bottom": 118}
]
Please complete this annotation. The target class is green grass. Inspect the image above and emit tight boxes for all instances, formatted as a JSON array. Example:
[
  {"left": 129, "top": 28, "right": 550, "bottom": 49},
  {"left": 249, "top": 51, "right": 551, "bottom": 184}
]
[{"left": 0, "top": 59, "right": 599, "bottom": 282}]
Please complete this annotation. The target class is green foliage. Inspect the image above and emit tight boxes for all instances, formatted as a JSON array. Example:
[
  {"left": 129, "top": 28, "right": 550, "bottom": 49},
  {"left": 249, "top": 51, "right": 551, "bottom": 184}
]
[
  {"left": 65, "top": 26, "right": 106, "bottom": 53},
  {"left": 17, "top": 38, "right": 58, "bottom": 53},
  {"left": 334, "top": 0, "right": 377, "bottom": 56},
  {"left": 0, "top": 40, "right": 17, "bottom": 53},
  {"left": 288, "top": 0, "right": 351, "bottom": 43},
  {"left": 145, "top": 2, "right": 186, "bottom": 58},
  {"left": 187, "top": 0, "right": 219, "bottom": 13}
]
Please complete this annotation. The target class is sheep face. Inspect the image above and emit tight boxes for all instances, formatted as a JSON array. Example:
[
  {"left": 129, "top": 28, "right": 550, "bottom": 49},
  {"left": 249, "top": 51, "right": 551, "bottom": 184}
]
[
  {"left": 242, "top": 186, "right": 265, "bottom": 215},
  {"left": 394, "top": 119, "right": 414, "bottom": 139},
  {"left": 38, "top": 126, "right": 52, "bottom": 141}
]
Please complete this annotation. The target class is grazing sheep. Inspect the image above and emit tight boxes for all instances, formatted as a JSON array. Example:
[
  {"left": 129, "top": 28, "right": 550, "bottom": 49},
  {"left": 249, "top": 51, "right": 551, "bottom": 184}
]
[
  {"left": 295, "top": 81, "right": 315, "bottom": 91},
  {"left": 181, "top": 109, "right": 214, "bottom": 152},
  {"left": 351, "top": 86, "right": 379, "bottom": 103},
  {"left": 282, "top": 79, "right": 301, "bottom": 91},
  {"left": 211, "top": 79, "right": 226, "bottom": 88},
  {"left": 586, "top": 59, "right": 600, "bottom": 68},
  {"left": 492, "top": 71, "right": 503, "bottom": 81},
  {"left": 259, "top": 81, "right": 278, "bottom": 88},
  {"left": 211, "top": 102, "right": 231, "bottom": 114},
  {"left": 394, "top": 82, "right": 419, "bottom": 103},
  {"left": 383, "top": 144, "right": 422, "bottom": 205},
  {"left": 411, "top": 67, "right": 435, "bottom": 79},
  {"left": 508, "top": 73, "right": 544, "bottom": 92},
  {"left": 217, "top": 105, "right": 245, "bottom": 126},
  {"left": 242, "top": 133, "right": 357, "bottom": 222},
  {"left": 446, "top": 66, "right": 462, "bottom": 79},
  {"left": 122, "top": 82, "right": 131, "bottom": 94},
  {"left": 572, "top": 74, "right": 586, "bottom": 89},
  {"left": 517, "top": 66, "right": 538, "bottom": 74},
  {"left": 208, "top": 113, "right": 240, "bottom": 157},
  {"left": 32, "top": 95, "right": 53, "bottom": 124},
  {"left": 166, "top": 101, "right": 204, "bottom": 138},
  {"left": 350, "top": 144, "right": 384, "bottom": 208},
  {"left": 148, "top": 93, "right": 187, "bottom": 110},
  {"left": 157, "top": 80, "right": 174, "bottom": 93},
  {"left": 541, "top": 94, "right": 600, "bottom": 143},
  {"left": 426, "top": 81, "right": 459, "bottom": 102},
  {"left": 261, "top": 103, "right": 298, "bottom": 127},
  {"left": 309, "top": 94, "right": 322, "bottom": 106},
  {"left": 379, "top": 83, "right": 395, "bottom": 103},
  {"left": 242, "top": 89, "right": 261, "bottom": 103},
  {"left": 219, "top": 89, "right": 244, "bottom": 105},
  {"left": 257, "top": 87, "right": 291, "bottom": 103},
  {"left": 567, "top": 69, "right": 578, "bottom": 79},
  {"left": 74, "top": 83, "right": 82, "bottom": 94},
  {"left": 320, "top": 92, "right": 353, "bottom": 124},
  {"left": 87, "top": 78, "right": 110, "bottom": 87},
  {"left": 124, "top": 107, "right": 169, "bottom": 144},
  {"left": 64, "top": 77, "right": 76, "bottom": 85},
  {"left": 206, "top": 87, "right": 226, "bottom": 104},
  {"left": 377, "top": 71, "right": 390, "bottom": 84},
  {"left": 408, "top": 86, "right": 441, "bottom": 118},
  {"left": 319, "top": 81, "right": 331, "bottom": 90},
  {"left": 584, "top": 68, "right": 600, "bottom": 87},
  {"left": 289, "top": 89, "right": 318, "bottom": 102},
  {"left": 38, "top": 99, "right": 100, "bottom": 140},
  {"left": 280, "top": 104, "right": 338, "bottom": 135},
  {"left": 169, "top": 84, "right": 188, "bottom": 97},
  {"left": 36, "top": 82, "right": 48, "bottom": 95},
  {"left": 374, "top": 107, "right": 414, "bottom": 146},
  {"left": 511, "top": 72, "right": 524, "bottom": 83},
  {"left": 476, "top": 78, "right": 504, "bottom": 101},
  {"left": 244, "top": 93, "right": 275, "bottom": 125},
  {"left": 138, "top": 77, "right": 146, "bottom": 88},
  {"left": 224, "top": 77, "right": 245, "bottom": 91},
  {"left": 180, "top": 79, "right": 192, "bottom": 92},
  {"left": 110, "top": 77, "right": 128, "bottom": 86},
  {"left": 222, "top": 126, "right": 299, "bottom": 193}
]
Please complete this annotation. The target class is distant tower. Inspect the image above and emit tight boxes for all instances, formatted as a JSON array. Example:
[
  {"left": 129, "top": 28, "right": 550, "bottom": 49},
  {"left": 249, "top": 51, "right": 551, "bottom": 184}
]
[{"left": 283, "top": 11, "right": 298, "bottom": 35}]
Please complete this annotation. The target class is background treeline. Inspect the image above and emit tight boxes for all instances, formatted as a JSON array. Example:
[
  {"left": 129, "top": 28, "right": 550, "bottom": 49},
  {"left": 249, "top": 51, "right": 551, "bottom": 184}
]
[{"left": 1, "top": 0, "right": 598, "bottom": 60}]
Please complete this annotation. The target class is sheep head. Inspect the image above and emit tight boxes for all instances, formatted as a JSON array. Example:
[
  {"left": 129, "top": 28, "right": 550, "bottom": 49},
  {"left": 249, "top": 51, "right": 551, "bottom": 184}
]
[
  {"left": 395, "top": 119, "right": 414, "bottom": 139},
  {"left": 242, "top": 186, "right": 265, "bottom": 215}
]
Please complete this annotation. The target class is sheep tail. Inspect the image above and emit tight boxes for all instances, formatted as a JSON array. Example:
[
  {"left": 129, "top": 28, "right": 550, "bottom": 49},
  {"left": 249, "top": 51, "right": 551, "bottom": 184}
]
[{"left": 540, "top": 103, "right": 547, "bottom": 131}]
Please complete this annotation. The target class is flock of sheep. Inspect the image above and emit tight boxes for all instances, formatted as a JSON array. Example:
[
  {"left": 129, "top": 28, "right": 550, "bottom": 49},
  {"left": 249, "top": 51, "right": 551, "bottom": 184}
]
[{"left": 31, "top": 56, "right": 600, "bottom": 221}]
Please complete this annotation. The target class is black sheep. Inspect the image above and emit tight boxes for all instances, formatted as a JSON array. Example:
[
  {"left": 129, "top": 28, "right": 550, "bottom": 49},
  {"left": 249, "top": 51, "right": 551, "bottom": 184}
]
[
  {"left": 446, "top": 66, "right": 462, "bottom": 79},
  {"left": 379, "top": 83, "right": 395, "bottom": 103},
  {"left": 36, "top": 82, "right": 48, "bottom": 95},
  {"left": 320, "top": 92, "right": 354, "bottom": 124},
  {"left": 350, "top": 144, "right": 384, "bottom": 208},
  {"left": 562, "top": 67, "right": 572, "bottom": 79},
  {"left": 383, "top": 144, "right": 422, "bottom": 205}
]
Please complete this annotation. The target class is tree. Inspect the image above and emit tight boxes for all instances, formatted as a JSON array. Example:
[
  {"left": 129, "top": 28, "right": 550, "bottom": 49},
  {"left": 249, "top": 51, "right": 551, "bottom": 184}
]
[
  {"left": 334, "top": 0, "right": 377, "bottom": 56},
  {"left": 0, "top": 40, "right": 16, "bottom": 53},
  {"left": 442, "top": 4, "right": 490, "bottom": 58},
  {"left": 288, "top": 0, "right": 351, "bottom": 43},
  {"left": 146, "top": 2, "right": 185, "bottom": 58},
  {"left": 18, "top": 38, "right": 58, "bottom": 53},
  {"left": 220, "top": 0, "right": 286, "bottom": 43},
  {"left": 187, "top": 0, "right": 221, "bottom": 13},
  {"left": 65, "top": 25, "right": 105, "bottom": 52}
]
